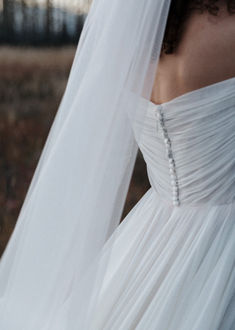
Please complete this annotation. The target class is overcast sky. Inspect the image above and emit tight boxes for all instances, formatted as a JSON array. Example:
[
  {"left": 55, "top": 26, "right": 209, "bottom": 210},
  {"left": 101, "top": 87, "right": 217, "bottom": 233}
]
[
  {"left": 36, "top": 0, "right": 92, "bottom": 12},
  {"left": 0, "top": 0, "right": 92, "bottom": 15}
]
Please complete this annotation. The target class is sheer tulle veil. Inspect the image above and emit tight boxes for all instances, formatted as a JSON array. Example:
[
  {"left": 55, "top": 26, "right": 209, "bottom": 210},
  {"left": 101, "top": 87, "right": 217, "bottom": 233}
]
[{"left": 0, "top": 0, "right": 171, "bottom": 329}]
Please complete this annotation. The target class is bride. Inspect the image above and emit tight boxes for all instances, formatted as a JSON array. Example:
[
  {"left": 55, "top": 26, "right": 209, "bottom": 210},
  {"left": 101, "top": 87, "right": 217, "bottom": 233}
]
[{"left": 0, "top": 0, "right": 234, "bottom": 329}]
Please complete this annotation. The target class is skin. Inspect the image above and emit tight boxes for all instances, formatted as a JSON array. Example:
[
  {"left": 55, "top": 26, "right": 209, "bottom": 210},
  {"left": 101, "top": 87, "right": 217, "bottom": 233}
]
[{"left": 151, "top": 2, "right": 235, "bottom": 105}]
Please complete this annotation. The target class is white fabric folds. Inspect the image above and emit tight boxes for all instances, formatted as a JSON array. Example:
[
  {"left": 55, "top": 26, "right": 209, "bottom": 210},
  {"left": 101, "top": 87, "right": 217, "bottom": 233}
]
[
  {"left": 88, "top": 77, "right": 235, "bottom": 329},
  {"left": 0, "top": 1, "right": 171, "bottom": 329}
]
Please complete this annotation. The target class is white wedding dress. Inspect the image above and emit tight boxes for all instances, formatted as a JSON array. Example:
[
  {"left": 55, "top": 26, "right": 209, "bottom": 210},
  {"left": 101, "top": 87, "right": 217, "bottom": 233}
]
[
  {"left": 88, "top": 77, "right": 235, "bottom": 330},
  {"left": 0, "top": 76, "right": 235, "bottom": 330}
]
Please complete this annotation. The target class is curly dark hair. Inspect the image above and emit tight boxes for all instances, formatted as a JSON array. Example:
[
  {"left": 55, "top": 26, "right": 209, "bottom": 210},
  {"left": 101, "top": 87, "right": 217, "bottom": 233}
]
[{"left": 162, "top": 0, "right": 235, "bottom": 55}]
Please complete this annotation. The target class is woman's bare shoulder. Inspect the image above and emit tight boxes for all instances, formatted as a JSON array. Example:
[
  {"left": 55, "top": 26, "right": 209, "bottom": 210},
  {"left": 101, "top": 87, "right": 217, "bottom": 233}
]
[{"left": 151, "top": 5, "right": 235, "bottom": 104}]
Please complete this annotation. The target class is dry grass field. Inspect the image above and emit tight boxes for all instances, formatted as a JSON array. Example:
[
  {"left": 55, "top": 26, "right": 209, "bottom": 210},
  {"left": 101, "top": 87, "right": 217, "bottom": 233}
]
[{"left": 0, "top": 46, "right": 150, "bottom": 257}]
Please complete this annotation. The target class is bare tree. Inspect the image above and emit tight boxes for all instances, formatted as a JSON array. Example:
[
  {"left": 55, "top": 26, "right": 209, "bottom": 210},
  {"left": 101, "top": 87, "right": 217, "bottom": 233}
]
[
  {"left": 31, "top": 0, "right": 39, "bottom": 37},
  {"left": 45, "top": 0, "right": 53, "bottom": 41},
  {"left": 2, "top": 0, "right": 15, "bottom": 41},
  {"left": 21, "top": 0, "right": 27, "bottom": 36},
  {"left": 61, "top": 11, "right": 68, "bottom": 41}
]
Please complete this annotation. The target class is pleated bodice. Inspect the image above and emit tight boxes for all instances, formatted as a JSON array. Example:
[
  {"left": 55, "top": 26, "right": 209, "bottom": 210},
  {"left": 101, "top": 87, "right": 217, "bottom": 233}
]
[{"left": 135, "top": 77, "right": 235, "bottom": 207}]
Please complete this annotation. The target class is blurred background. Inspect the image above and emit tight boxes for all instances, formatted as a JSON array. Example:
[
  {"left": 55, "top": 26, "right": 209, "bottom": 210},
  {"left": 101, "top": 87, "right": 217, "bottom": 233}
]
[{"left": 0, "top": 0, "right": 150, "bottom": 256}]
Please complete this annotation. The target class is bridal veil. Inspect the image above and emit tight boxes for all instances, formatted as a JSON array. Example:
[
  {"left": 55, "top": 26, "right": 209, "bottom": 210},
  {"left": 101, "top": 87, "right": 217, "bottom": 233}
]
[{"left": 0, "top": 0, "right": 171, "bottom": 329}]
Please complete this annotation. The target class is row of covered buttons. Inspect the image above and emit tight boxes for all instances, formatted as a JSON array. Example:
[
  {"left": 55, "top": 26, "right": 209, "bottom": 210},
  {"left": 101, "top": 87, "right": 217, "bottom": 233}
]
[{"left": 155, "top": 105, "right": 180, "bottom": 206}]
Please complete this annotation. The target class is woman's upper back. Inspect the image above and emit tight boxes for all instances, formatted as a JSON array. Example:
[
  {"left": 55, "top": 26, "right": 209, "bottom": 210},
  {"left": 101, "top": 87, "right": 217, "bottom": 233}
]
[{"left": 151, "top": 2, "right": 235, "bottom": 105}]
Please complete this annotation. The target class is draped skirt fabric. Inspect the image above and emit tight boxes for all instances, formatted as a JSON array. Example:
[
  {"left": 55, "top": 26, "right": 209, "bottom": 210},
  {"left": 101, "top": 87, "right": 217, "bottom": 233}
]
[
  {"left": 1, "top": 78, "right": 235, "bottom": 330},
  {"left": 90, "top": 188, "right": 235, "bottom": 330}
]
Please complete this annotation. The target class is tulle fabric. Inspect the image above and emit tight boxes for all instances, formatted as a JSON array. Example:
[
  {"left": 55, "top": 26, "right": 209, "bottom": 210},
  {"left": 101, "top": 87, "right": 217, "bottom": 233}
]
[
  {"left": 137, "top": 76, "right": 235, "bottom": 206},
  {"left": 90, "top": 189, "right": 235, "bottom": 330},
  {"left": 0, "top": 0, "right": 234, "bottom": 328},
  {"left": 0, "top": 0, "right": 171, "bottom": 329},
  {"left": 88, "top": 78, "right": 235, "bottom": 329}
]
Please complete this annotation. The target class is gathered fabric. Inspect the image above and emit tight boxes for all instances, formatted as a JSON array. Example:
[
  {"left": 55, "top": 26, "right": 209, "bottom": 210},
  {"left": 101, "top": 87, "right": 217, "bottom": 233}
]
[{"left": 89, "top": 77, "right": 235, "bottom": 330}]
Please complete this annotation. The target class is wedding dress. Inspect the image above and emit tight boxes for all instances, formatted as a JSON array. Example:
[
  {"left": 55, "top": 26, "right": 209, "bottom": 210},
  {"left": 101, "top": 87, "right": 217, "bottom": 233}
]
[
  {"left": 87, "top": 76, "right": 235, "bottom": 330},
  {"left": 1, "top": 75, "right": 235, "bottom": 330},
  {"left": 0, "top": 0, "right": 234, "bottom": 327}
]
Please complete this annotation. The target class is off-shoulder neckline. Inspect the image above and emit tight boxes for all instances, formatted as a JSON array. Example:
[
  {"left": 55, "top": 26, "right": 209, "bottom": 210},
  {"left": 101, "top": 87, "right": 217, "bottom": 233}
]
[{"left": 149, "top": 76, "right": 235, "bottom": 108}]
